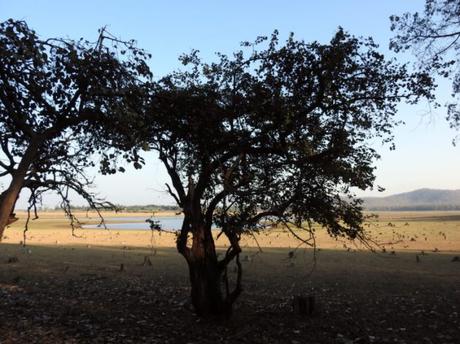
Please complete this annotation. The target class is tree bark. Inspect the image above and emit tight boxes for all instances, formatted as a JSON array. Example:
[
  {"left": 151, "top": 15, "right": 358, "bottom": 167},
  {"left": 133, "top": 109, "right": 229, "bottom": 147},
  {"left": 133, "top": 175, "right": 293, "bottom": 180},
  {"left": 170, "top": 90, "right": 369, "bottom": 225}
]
[
  {"left": 0, "top": 143, "right": 38, "bottom": 239},
  {"left": 188, "top": 255, "right": 227, "bottom": 316},
  {"left": 185, "top": 222, "right": 230, "bottom": 317}
]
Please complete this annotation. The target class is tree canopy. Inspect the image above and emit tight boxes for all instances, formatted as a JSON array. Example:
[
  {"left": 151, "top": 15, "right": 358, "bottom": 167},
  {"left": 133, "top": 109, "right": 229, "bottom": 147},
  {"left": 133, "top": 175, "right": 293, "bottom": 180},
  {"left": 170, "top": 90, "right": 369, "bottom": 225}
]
[
  {"left": 0, "top": 19, "right": 150, "bottom": 237},
  {"left": 145, "top": 29, "right": 434, "bottom": 315},
  {"left": 390, "top": 0, "right": 460, "bottom": 132}
]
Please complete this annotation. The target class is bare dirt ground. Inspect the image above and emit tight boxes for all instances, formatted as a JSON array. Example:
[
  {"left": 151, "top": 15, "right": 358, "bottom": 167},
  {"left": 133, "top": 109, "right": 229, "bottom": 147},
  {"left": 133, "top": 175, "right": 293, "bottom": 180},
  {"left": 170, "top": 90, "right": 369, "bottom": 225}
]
[{"left": 0, "top": 211, "right": 459, "bottom": 343}]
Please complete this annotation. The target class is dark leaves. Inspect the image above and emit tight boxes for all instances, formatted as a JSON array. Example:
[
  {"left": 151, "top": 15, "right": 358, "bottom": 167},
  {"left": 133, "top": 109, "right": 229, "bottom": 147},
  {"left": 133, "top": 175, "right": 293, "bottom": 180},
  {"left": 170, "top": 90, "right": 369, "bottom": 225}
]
[
  {"left": 0, "top": 19, "right": 151, "bottom": 223},
  {"left": 147, "top": 29, "right": 433, "bottom": 243},
  {"left": 391, "top": 0, "right": 460, "bottom": 134}
]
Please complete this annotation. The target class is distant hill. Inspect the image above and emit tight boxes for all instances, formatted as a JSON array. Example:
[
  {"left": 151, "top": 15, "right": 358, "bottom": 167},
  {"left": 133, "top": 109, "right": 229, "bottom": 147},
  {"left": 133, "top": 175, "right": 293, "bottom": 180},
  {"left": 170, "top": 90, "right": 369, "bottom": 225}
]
[{"left": 362, "top": 188, "right": 460, "bottom": 211}]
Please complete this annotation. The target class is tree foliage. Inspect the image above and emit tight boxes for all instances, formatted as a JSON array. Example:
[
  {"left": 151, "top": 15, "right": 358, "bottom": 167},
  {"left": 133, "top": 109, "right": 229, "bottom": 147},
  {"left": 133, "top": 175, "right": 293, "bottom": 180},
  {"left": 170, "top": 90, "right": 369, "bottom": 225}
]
[
  {"left": 390, "top": 0, "right": 460, "bottom": 131},
  {"left": 0, "top": 19, "right": 150, "bottom": 236},
  {"left": 146, "top": 29, "right": 434, "bottom": 316}
]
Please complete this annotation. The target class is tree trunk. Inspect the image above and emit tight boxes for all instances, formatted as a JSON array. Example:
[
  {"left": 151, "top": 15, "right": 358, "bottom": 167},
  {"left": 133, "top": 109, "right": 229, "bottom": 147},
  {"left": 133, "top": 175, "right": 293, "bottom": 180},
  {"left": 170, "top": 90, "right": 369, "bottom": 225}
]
[
  {"left": 0, "top": 175, "right": 25, "bottom": 239},
  {"left": 186, "top": 223, "right": 230, "bottom": 317},
  {"left": 188, "top": 256, "right": 227, "bottom": 316},
  {"left": 0, "top": 143, "right": 38, "bottom": 239}
]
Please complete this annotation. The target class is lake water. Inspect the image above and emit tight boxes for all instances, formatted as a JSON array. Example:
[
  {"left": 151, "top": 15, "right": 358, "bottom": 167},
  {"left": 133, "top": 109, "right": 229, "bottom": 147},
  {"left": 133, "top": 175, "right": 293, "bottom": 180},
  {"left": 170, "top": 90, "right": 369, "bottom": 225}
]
[{"left": 82, "top": 216, "right": 183, "bottom": 231}]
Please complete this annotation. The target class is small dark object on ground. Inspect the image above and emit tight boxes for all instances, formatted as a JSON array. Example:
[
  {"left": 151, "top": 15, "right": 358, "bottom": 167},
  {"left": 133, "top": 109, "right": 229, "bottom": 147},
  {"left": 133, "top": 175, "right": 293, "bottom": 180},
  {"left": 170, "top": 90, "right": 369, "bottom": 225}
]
[
  {"left": 452, "top": 256, "right": 460, "bottom": 262},
  {"left": 242, "top": 255, "right": 251, "bottom": 262},
  {"left": 119, "top": 263, "right": 125, "bottom": 272},
  {"left": 390, "top": 251, "right": 396, "bottom": 255},
  {"left": 416, "top": 255, "right": 420, "bottom": 263},
  {"left": 293, "top": 295, "right": 316, "bottom": 316},
  {"left": 142, "top": 256, "right": 152, "bottom": 266},
  {"left": 7, "top": 256, "right": 18, "bottom": 263}
]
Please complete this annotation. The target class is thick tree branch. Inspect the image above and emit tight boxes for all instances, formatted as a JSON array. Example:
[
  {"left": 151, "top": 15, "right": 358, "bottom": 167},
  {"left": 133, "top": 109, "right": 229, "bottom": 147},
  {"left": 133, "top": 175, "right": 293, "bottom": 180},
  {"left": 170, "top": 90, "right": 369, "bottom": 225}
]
[{"left": 160, "top": 153, "right": 186, "bottom": 204}]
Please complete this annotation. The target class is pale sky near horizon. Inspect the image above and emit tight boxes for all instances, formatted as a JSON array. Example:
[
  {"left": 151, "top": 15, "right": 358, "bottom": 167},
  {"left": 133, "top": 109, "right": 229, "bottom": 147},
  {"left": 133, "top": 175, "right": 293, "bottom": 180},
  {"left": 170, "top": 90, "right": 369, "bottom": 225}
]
[{"left": 2, "top": 0, "right": 460, "bottom": 208}]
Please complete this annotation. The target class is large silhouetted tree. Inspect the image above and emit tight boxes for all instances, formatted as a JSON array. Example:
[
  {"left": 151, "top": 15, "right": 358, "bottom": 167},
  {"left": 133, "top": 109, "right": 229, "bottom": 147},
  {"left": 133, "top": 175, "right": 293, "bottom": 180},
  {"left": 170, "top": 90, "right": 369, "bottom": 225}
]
[
  {"left": 390, "top": 0, "right": 460, "bottom": 131},
  {"left": 0, "top": 19, "right": 150, "bottom": 238},
  {"left": 146, "top": 30, "right": 434, "bottom": 316}
]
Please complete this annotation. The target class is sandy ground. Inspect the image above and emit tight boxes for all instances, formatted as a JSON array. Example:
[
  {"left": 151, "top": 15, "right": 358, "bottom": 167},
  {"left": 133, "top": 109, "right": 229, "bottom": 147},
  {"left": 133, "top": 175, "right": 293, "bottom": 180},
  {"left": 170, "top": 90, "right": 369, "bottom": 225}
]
[{"left": 2, "top": 210, "right": 460, "bottom": 253}]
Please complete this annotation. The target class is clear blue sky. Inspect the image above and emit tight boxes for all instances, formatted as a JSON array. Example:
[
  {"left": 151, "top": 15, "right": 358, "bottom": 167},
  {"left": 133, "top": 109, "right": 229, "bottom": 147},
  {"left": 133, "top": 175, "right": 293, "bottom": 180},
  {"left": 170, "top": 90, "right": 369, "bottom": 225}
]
[{"left": 2, "top": 0, "right": 459, "bottom": 208}]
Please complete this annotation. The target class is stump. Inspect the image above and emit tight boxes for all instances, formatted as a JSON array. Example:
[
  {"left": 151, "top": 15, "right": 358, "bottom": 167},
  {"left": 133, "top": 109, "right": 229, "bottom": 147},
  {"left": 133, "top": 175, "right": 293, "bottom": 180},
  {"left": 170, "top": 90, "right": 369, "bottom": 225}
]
[
  {"left": 119, "top": 263, "right": 125, "bottom": 272},
  {"left": 293, "top": 295, "right": 316, "bottom": 316},
  {"left": 452, "top": 256, "right": 460, "bottom": 262},
  {"left": 7, "top": 257, "right": 18, "bottom": 264},
  {"left": 142, "top": 256, "right": 152, "bottom": 266}
]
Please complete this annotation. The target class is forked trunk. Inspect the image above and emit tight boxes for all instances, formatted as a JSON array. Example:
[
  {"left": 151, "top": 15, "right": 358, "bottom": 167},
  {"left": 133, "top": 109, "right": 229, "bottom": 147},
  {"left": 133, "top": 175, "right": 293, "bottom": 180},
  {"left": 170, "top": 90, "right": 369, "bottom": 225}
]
[
  {"left": 185, "top": 223, "right": 231, "bottom": 317},
  {"left": 176, "top": 208, "right": 242, "bottom": 317}
]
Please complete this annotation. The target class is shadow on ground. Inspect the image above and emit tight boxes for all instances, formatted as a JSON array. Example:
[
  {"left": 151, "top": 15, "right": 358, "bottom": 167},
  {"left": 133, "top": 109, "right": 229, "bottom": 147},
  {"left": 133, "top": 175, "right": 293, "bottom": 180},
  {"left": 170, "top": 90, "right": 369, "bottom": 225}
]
[{"left": 0, "top": 243, "right": 459, "bottom": 343}]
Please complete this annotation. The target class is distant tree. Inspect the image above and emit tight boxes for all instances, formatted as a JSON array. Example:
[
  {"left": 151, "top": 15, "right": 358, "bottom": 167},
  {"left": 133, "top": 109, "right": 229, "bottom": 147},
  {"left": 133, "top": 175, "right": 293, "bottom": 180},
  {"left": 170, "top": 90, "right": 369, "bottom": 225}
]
[
  {"left": 390, "top": 0, "right": 460, "bottom": 133},
  {"left": 146, "top": 29, "right": 434, "bottom": 316},
  {"left": 0, "top": 19, "right": 150, "bottom": 238}
]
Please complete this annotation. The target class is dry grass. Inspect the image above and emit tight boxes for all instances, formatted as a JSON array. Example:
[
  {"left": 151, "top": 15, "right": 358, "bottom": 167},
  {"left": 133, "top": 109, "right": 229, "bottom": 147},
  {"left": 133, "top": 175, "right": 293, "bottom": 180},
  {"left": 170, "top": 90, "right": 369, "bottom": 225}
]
[{"left": 0, "top": 210, "right": 459, "bottom": 343}]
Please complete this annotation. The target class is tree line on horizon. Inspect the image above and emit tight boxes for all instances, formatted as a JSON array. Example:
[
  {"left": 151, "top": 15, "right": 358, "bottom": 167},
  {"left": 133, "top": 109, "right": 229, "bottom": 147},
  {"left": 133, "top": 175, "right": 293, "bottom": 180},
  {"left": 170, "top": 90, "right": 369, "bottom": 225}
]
[{"left": 53, "top": 204, "right": 181, "bottom": 212}]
